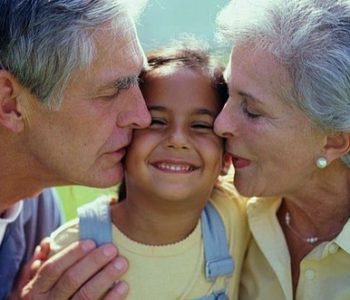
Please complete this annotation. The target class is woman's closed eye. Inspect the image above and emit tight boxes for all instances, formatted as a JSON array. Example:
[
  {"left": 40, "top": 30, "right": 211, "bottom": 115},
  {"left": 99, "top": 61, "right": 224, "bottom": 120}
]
[{"left": 241, "top": 101, "right": 261, "bottom": 119}]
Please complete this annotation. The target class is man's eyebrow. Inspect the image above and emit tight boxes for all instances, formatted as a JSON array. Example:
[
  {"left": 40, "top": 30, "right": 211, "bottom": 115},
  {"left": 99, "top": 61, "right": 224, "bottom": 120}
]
[{"left": 113, "top": 75, "right": 139, "bottom": 90}]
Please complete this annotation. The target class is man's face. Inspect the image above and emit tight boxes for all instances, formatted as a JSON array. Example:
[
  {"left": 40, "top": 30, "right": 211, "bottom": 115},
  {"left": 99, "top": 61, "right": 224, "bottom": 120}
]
[{"left": 21, "top": 17, "right": 151, "bottom": 188}]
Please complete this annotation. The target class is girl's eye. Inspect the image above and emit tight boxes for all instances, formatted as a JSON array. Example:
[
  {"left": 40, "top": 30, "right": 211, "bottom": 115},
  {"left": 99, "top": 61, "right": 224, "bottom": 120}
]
[
  {"left": 242, "top": 101, "right": 261, "bottom": 119},
  {"left": 150, "top": 118, "right": 166, "bottom": 127},
  {"left": 192, "top": 123, "right": 214, "bottom": 130}
]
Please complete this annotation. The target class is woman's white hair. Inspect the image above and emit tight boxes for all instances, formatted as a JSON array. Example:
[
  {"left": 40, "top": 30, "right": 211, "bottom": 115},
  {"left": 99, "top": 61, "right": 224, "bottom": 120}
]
[{"left": 217, "top": 0, "right": 350, "bottom": 166}]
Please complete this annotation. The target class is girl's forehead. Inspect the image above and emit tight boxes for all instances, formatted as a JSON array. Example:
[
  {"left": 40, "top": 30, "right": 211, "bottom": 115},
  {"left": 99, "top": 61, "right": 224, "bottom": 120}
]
[{"left": 144, "top": 65, "right": 208, "bottom": 83}]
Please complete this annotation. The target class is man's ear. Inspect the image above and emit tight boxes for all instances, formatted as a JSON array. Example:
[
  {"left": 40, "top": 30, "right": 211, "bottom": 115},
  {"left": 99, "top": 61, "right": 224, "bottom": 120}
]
[
  {"left": 323, "top": 132, "right": 350, "bottom": 162},
  {"left": 0, "top": 70, "right": 25, "bottom": 133}
]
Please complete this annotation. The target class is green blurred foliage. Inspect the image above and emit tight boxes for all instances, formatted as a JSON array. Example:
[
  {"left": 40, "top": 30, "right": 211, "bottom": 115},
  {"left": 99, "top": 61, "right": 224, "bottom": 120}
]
[{"left": 56, "top": 186, "right": 117, "bottom": 221}]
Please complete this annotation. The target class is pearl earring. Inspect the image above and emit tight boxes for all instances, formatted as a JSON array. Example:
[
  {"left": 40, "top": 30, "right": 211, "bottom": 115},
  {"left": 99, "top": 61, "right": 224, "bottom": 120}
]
[{"left": 316, "top": 157, "right": 327, "bottom": 169}]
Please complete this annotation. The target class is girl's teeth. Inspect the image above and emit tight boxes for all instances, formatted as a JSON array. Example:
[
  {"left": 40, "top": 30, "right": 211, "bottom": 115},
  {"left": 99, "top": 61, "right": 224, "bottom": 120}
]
[{"left": 157, "top": 163, "right": 192, "bottom": 172}]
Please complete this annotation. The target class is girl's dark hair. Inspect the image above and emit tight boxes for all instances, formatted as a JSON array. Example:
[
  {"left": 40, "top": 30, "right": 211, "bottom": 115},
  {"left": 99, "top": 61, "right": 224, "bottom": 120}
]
[
  {"left": 140, "top": 39, "right": 228, "bottom": 107},
  {"left": 117, "top": 39, "right": 228, "bottom": 201},
  {"left": 117, "top": 178, "right": 127, "bottom": 202}
]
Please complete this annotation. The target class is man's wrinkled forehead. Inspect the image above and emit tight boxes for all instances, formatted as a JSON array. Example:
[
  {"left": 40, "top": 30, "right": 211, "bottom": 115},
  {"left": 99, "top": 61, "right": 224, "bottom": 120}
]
[
  {"left": 119, "top": 19, "right": 148, "bottom": 68},
  {"left": 125, "top": 26, "right": 147, "bottom": 69},
  {"left": 93, "top": 14, "right": 145, "bottom": 69},
  {"left": 113, "top": 14, "right": 146, "bottom": 68},
  {"left": 111, "top": 11, "right": 147, "bottom": 69},
  {"left": 120, "top": 32, "right": 146, "bottom": 73}
]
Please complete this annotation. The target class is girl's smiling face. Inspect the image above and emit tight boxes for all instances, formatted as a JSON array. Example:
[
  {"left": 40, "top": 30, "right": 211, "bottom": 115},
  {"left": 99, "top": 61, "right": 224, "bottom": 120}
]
[{"left": 125, "top": 66, "right": 224, "bottom": 205}]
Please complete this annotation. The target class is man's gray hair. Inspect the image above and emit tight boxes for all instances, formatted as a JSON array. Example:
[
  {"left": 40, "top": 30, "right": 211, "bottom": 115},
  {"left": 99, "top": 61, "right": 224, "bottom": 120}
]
[
  {"left": 217, "top": 0, "right": 350, "bottom": 166},
  {"left": 0, "top": 0, "right": 147, "bottom": 109}
]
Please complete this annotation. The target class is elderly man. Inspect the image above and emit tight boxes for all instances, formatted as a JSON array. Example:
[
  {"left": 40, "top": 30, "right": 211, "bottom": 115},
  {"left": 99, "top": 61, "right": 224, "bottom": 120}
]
[{"left": 0, "top": 0, "right": 150, "bottom": 299}]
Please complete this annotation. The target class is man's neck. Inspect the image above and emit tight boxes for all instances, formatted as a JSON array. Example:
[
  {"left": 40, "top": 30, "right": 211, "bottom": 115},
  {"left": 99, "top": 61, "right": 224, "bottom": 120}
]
[
  {"left": 0, "top": 139, "right": 46, "bottom": 212},
  {"left": 0, "top": 181, "right": 43, "bottom": 213}
]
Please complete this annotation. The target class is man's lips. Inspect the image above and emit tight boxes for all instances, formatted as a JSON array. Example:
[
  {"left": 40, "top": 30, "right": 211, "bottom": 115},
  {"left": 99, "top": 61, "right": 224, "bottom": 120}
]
[
  {"left": 150, "top": 161, "right": 198, "bottom": 173},
  {"left": 106, "top": 147, "right": 126, "bottom": 161},
  {"left": 230, "top": 153, "right": 251, "bottom": 169}
]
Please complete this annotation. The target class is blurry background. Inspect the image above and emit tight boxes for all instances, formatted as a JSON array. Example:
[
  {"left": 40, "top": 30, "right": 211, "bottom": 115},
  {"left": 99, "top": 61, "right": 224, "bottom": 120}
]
[
  {"left": 137, "top": 0, "right": 228, "bottom": 50},
  {"left": 57, "top": 0, "right": 230, "bottom": 221}
]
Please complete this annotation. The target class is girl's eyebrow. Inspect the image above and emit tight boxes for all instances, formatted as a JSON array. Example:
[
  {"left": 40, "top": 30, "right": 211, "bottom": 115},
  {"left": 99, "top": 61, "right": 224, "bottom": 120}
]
[
  {"left": 148, "top": 105, "right": 166, "bottom": 112},
  {"left": 148, "top": 105, "right": 216, "bottom": 117},
  {"left": 147, "top": 105, "right": 217, "bottom": 118},
  {"left": 193, "top": 108, "right": 217, "bottom": 118}
]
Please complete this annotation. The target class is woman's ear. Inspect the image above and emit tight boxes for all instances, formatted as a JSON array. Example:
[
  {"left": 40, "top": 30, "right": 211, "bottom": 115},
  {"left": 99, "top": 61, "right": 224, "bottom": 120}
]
[
  {"left": 220, "top": 153, "right": 232, "bottom": 176},
  {"left": 323, "top": 132, "right": 350, "bottom": 162},
  {"left": 0, "top": 71, "right": 25, "bottom": 133}
]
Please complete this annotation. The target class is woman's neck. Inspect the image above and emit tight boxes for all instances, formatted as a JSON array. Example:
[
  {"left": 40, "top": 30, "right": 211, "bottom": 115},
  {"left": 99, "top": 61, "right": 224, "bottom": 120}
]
[
  {"left": 111, "top": 194, "right": 206, "bottom": 246},
  {"left": 282, "top": 162, "right": 350, "bottom": 233},
  {"left": 277, "top": 162, "right": 350, "bottom": 294}
]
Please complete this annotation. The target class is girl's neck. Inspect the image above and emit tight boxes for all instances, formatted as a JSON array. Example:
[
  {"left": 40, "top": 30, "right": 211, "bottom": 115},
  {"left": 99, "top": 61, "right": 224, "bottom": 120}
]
[{"left": 111, "top": 196, "right": 205, "bottom": 246}]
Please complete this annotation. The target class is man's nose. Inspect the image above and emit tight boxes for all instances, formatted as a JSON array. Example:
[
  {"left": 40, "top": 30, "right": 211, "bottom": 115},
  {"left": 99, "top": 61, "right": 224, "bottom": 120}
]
[{"left": 117, "top": 85, "right": 151, "bottom": 129}]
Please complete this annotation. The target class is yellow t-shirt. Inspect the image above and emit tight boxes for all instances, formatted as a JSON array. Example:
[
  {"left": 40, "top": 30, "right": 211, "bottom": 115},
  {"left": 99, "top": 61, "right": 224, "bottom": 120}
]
[
  {"left": 50, "top": 182, "right": 249, "bottom": 300},
  {"left": 240, "top": 196, "right": 350, "bottom": 300}
]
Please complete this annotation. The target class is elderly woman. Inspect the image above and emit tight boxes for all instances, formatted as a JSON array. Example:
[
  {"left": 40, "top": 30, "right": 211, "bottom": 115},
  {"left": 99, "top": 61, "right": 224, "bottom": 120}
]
[{"left": 214, "top": 0, "right": 350, "bottom": 299}]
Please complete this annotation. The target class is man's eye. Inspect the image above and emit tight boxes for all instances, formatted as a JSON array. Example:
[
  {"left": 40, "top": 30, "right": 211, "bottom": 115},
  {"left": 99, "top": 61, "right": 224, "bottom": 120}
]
[{"left": 104, "top": 92, "right": 120, "bottom": 99}]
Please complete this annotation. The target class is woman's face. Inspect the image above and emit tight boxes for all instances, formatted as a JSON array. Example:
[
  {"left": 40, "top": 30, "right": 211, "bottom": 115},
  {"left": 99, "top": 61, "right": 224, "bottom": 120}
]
[{"left": 214, "top": 46, "right": 327, "bottom": 197}]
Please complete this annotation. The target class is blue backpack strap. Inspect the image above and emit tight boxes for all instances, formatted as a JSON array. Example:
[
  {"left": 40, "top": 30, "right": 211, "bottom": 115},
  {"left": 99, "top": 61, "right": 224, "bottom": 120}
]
[
  {"left": 193, "top": 203, "right": 234, "bottom": 300},
  {"left": 78, "top": 196, "right": 113, "bottom": 246},
  {"left": 201, "top": 201, "right": 234, "bottom": 280},
  {"left": 194, "top": 289, "right": 228, "bottom": 300}
]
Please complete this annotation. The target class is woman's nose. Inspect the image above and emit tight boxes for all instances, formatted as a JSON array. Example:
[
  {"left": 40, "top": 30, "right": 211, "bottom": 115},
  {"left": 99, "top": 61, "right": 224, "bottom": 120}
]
[{"left": 214, "top": 100, "right": 236, "bottom": 139}]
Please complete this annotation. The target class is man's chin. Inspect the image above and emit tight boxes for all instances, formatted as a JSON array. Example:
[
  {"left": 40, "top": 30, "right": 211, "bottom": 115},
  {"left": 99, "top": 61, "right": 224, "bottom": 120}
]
[{"left": 84, "top": 165, "right": 124, "bottom": 188}]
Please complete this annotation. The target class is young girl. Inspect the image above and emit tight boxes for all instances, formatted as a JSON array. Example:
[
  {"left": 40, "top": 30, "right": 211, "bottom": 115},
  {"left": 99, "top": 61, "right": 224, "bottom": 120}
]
[{"left": 50, "top": 42, "right": 249, "bottom": 300}]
